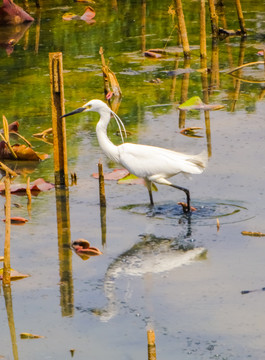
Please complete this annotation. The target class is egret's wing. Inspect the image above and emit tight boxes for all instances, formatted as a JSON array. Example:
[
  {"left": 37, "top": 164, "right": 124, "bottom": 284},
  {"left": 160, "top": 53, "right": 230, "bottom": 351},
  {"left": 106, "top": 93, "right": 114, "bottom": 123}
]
[{"left": 117, "top": 143, "right": 207, "bottom": 179}]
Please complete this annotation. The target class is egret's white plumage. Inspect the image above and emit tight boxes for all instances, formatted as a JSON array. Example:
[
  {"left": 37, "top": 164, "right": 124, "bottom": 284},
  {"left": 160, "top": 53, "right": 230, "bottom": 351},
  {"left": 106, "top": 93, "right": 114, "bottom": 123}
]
[{"left": 62, "top": 99, "right": 208, "bottom": 212}]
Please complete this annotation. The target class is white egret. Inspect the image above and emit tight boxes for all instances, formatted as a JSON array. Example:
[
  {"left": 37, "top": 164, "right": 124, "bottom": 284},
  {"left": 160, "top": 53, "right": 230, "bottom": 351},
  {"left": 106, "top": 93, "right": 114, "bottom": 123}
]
[{"left": 62, "top": 99, "right": 207, "bottom": 212}]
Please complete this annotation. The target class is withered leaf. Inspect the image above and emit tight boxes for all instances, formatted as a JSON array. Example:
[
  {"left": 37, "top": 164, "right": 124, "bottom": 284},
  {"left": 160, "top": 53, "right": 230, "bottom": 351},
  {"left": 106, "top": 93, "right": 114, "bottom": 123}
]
[
  {"left": 0, "top": 268, "right": 30, "bottom": 280},
  {"left": 3, "top": 217, "right": 28, "bottom": 224},
  {"left": 0, "top": 178, "right": 54, "bottom": 194},
  {"left": 92, "top": 168, "right": 129, "bottom": 180},
  {"left": 20, "top": 333, "right": 44, "bottom": 339}
]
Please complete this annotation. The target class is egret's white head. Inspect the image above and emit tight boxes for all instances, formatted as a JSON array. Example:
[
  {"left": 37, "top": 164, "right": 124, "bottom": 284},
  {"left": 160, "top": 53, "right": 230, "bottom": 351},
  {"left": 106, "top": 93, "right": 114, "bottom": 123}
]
[
  {"left": 61, "top": 99, "right": 127, "bottom": 142},
  {"left": 62, "top": 99, "right": 109, "bottom": 118}
]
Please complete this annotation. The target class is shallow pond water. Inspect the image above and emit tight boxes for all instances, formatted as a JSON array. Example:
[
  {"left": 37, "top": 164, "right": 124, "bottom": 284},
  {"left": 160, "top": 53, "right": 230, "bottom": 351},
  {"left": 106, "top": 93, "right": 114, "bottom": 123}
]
[{"left": 1, "top": 1, "right": 265, "bottom": 359}]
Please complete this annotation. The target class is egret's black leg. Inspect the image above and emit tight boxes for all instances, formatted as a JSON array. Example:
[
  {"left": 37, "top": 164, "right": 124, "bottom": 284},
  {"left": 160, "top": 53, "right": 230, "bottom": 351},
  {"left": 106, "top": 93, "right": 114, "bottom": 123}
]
[
  {"left": 148, "top": 188, "right": 154, "bottom": 206},
  {"left": 170, "top": 184, "right": 190, "bottom": 213},
  {"left": 146, "top": 180, "right": 154, "bottom": 206}
]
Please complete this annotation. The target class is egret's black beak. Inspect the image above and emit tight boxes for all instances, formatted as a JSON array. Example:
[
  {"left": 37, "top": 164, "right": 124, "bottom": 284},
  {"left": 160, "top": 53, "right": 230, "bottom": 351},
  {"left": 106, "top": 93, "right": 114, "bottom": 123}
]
[{"left": 61, "top": 107, "right": 85, "bottom": 118}]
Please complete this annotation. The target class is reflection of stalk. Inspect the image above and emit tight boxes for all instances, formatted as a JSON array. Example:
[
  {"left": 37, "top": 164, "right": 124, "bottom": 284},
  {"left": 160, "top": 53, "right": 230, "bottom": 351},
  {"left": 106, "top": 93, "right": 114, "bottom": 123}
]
[
  {"left": 174, "top": 0, "right": 190, "bottom": 58},
  {"left": 170, "top": 55, "right": 179, "bottom": 101},
  {"left": 235, "top": 0, "right": 246, "bottom": 35},
  {"left": 98, "top": 161, "right": 107, "bottom": 246},
  {"left": 3, "top": 285, "right": 19, "bottom": 360},
  {"left": 35, "top": 8, "right": 41, "bottom": 54},
  {"left": 55, "top": 188, "right": 74, "bottom": 317},
  {"left": 231, "top": 37, "right": 246, "bottom": 112},
  {"left": 179, "top": 57, "right": 190, "bottom": 128},
  {"left": 141, "top": 0, "right": 146, "bottom": 54},
  {"left": 210, "top": 37, "right": 219, "bottom": 91},
  {"left": 208, "top": 0, "right": 219, "bottom": 37}
]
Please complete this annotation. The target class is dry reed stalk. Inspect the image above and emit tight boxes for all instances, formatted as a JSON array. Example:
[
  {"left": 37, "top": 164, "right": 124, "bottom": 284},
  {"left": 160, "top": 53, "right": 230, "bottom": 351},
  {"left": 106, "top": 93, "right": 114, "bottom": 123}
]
[
  {"left": 147, "top": 330, "right": 156, "bottom": 360},
  {"left": 98, "top": 161, "right": 106, "bottom": 207},
  {"left": 200, "top": 0, "right": 207, "bottom": 60},
  {"left": 49, "top": 52, "right": 69, "bottom": 187}
]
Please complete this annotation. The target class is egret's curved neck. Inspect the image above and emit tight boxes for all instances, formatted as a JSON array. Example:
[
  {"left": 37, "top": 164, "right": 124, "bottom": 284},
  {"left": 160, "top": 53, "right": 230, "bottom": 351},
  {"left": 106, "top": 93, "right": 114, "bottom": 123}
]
[{"left": 96, "top": 109, "right": 120, "bottom": 163}]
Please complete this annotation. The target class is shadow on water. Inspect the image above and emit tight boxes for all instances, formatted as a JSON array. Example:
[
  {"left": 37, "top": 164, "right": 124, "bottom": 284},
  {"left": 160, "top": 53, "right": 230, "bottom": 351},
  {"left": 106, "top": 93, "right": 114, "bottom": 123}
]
[{"left": 120, "top": 200, "right": 252, "bottom": 225}]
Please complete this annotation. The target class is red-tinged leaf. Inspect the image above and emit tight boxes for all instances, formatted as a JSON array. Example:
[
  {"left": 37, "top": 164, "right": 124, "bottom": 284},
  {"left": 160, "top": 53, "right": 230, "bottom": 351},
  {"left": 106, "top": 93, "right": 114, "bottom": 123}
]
[
  {"left": 0, "top": 0, "right": 34, "bottom": 26},
  {"left": 92, "top": 168, "right": 129, "bottom": 180},
  {"left": 80, "top": 6, "right": 96, "bottom": 22},
  {"left": 0, "top": 268, "right": 30, "bottom": 280},
  {"left": 178, "top": 202, "right": 197, "bottom": 212},
  {"left": 180, "top": 127, "right": 203, "bottom": 138},
  {"left": 71, "top": 239, "right": 102, "bottom": 260},
  {"left": 30, "top": 178, "right": 54, "bottom": 192},
  {"left": 106, "top": 91, "right": 114, "bottom": 100},
  {"left": 0, "top": 178, "right": 54, "bottom": 194},
  {"left": 8, "top": 121, "right": 19, "bottom": 133},
  {"left": 3, "top": 216, "right": 28, "bottom": 224},
  {"left": 144, "top": 51, "right": 162, "bottom": 58}
]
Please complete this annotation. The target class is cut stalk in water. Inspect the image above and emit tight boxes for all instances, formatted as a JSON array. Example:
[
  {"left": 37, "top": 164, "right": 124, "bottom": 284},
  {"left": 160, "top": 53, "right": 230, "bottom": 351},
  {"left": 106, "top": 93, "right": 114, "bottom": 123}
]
[
  {"left": 49, "top": 52, "right": 69, "bottom": 187},
  {"left": 147, "top": 330, "right": 156, "bottom": 360},
  {"left": 98, "top": 161, "right": 106, "bottom": 208},
  {"left": 200, "top": 0, "right": 207, "bottom": 60},
  {"left": 0, "top": 163, "right": 17, "bottom": 286}
]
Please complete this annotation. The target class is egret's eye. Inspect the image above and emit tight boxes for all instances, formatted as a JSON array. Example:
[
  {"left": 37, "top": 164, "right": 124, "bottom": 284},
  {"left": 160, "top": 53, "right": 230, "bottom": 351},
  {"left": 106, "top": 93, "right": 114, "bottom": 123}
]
[{"left": 86, "top": 104, "right": 92, "bottom": 110}]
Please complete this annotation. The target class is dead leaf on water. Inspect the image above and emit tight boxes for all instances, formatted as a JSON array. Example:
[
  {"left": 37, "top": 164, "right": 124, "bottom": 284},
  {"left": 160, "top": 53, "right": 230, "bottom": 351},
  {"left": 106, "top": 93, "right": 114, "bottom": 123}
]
[
  {"left": 0, "top": 268, "right": 30, "bottom": 280},
  {"left": 92, "top": 168, "right": 129, "bottom": 180},
  {"left": 180, "top": 127, "right": 203, "bottom": 138},
  {"left": 241, "top": 231, "right": 265, "bottom": 237},
  {"left": 178, "top": 96, "right": 224, "bottom": 111},
  {"left": 63, "top": 6, "right": 95, "bottom": 24},
  {"left": 71, "top": 239, "right": 102, "bottom": 260},
  {"left": 3, "top": 216, "right": 28, "bottom": 224},
  {"left": 0, "top": 142, "right": 48, "bottom": 161},
  {"left": 0, "top": 178, "right": 54, "bottom": 194},
  {"left": 144, "top": 51, "right": 162, "bottom": 58},
  {"left": 20, "top": 332, "right": 44, "bottom": 339}
]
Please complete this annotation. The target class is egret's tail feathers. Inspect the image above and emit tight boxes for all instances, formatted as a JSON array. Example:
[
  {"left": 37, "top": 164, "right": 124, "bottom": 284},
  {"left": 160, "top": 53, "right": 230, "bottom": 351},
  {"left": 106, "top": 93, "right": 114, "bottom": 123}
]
[
  {"left": 183, "top": 150, "right": 208, "bottom": 176},
  {"left": 190, "top": 150, "right": 208, "bottom": 171}
]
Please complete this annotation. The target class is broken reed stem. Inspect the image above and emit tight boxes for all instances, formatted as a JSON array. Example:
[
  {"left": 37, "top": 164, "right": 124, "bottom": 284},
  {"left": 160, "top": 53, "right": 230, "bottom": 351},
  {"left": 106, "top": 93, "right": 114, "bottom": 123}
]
[
  {"left": 174, "top": 0, "right": 190, "bottom": 58},
  {"left": 98, "top": 161, "right": 106, "bottom": 207},
  {"left": 200, "top": 0, "right": 207, "bottom": 60},
  {"left": 3, "top": 173, "right": 11, "bottom": 285},
  {"left": 49, "top": 52, "right": 69, "bottom": 187},
  {"left": 208, "top": 0, "right": 219, "bottom": 37},
  {"left": 235, "top": 0, "right": 246, "bottom": 35},
  {"left": 147, "top": 330, "right": 157, "bottom": 360}
]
